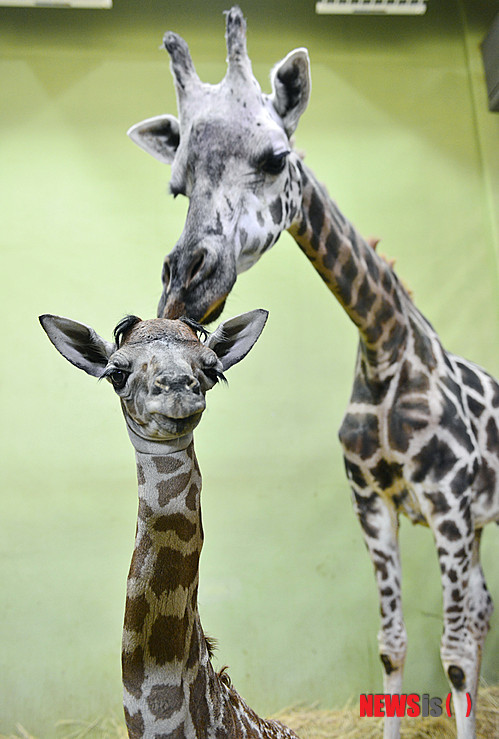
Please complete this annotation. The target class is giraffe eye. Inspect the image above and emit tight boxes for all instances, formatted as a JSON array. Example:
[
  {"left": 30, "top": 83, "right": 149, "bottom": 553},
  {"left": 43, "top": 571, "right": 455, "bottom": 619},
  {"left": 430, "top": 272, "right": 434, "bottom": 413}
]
[
  {"left": 106, "top": 368, "right": 129, "bottom": 390},
  {"left": 259, "top": 151, "right": 289, "bottom": 176}
]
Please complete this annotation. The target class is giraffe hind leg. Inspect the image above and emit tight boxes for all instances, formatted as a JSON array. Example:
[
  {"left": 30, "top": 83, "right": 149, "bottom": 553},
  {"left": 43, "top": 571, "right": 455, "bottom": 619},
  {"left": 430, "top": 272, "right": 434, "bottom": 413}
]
[
  {"left": 459, "top": 529, "right": 494, "bottom": 698},
  {"left": 434, "top": 517, "right": 493, "bottom": 739},
  {"left": 448, "top": 530, "right": 493, "bottom": 739},
  {"left": 467, "top": 530, "right": 494, "bottom": 649}
]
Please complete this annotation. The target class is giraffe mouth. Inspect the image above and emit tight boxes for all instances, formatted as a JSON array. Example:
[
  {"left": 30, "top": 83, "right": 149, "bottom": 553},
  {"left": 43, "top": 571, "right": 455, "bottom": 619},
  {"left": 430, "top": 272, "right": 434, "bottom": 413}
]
[
  {"left": 149, "top": 410, "right": 204, "bottom": 438},
  {"left": 199, "top": 295, "right": 228, "bottom": 325}
]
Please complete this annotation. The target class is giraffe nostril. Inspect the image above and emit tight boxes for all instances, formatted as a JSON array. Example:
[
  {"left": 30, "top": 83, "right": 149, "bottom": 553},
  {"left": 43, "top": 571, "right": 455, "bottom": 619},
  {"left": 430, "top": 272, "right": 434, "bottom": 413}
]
[
  {"left": 188, "top": 377, "right": 201, "bottom": 394},
  {"left": 153, "top": 375, "right": 200, "bottom": 395},
  {"left": 186, "top": 250, "right": 206, "bottom": 288},
  {"left": 153, "top": 378, "right": 170, "bottom": 395},
  {"left": 162, "top": 258, "right": 171, "bottom": 290}
]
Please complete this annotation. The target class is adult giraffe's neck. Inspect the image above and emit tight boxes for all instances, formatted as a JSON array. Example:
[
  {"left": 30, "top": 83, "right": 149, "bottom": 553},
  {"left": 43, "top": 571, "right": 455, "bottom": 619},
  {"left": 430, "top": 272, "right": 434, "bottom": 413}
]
[
  {"left": 122, "top": 441, "right": 209, "bottom": 738},
  {"left": 288, "top": 161, "right": 409, "bottom": 376}
]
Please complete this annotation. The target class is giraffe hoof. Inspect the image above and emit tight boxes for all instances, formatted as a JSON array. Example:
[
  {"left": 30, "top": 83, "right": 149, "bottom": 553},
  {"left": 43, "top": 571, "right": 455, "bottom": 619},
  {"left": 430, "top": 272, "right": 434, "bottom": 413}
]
[{"left": 448, "top": 665, "right": 465, "bottom": 690}]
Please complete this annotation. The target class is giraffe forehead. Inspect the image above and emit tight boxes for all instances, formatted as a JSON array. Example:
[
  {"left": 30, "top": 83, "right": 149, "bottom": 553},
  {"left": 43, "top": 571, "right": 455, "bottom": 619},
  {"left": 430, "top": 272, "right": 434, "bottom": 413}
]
[
  {"left": 123, "top": 319, "right": 198, "bottom": 345},
  {"left": 110, "top": 321, "right": 207, "bottom": 369},
  {"left": 182, "top": 72, "right": 265, "bottom": 119},
  {"left": 182, "top": 94, "right": 288, "bottom": 155},
  {"left": 187, "top": 118, "right": 247, "bottom": 165}
]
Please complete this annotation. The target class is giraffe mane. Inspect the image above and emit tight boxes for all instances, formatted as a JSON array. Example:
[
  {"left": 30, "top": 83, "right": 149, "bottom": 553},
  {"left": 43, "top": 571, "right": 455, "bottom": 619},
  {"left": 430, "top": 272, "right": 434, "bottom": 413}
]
[
  {"left": 204, "top": 633, "right": 235, "bottom": 688},
  {"left": 204, "top": 633, "right": 218, "bottom": 658},
  {"left": 367, "top": 237, "right": 414, "bottom": 301}
]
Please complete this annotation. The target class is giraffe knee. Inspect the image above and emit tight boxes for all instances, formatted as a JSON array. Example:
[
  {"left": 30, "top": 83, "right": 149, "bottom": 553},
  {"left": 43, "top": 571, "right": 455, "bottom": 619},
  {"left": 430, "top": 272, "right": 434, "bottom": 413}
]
[
  {"left": 448, "top": 665, "right": 466, "bottom": 690},
  {"left": 379, "top": 641, "right": 406, "bottom": 675},
  {"left": 378, "top": 623, "right": 407, "bottom": 676}
]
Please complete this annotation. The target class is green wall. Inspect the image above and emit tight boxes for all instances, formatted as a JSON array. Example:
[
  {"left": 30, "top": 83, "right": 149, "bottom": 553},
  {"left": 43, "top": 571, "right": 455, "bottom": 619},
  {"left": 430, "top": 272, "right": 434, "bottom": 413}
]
[{"left": 1, "top": 0, "right": 498, "bottom": 735}]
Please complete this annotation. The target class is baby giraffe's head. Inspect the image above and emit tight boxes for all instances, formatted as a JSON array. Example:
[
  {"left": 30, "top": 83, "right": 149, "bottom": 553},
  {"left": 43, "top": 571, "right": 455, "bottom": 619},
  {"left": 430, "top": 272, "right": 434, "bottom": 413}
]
[{"left": 40, "top": 310, "right": 267, "bottom": 445}]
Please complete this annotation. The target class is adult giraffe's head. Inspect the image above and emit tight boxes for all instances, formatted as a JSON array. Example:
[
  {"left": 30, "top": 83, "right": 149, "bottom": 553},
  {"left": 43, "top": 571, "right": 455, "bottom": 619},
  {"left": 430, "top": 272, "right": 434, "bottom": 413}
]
[{"left": 128, "top": 6, "right": 311, "bottom": 323}]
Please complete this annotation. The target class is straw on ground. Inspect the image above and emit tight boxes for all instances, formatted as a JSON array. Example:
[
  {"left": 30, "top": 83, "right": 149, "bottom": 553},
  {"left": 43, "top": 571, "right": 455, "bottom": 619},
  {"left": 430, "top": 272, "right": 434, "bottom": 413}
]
[{"left": 1, "top": 685, "right": 497, "bottom": 739}]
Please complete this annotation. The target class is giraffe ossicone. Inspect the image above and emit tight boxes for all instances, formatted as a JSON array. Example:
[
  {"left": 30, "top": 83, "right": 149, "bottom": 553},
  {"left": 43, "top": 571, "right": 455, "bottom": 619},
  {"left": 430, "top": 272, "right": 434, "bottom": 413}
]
[
  {"left": 129, "top": 7, "right": 499, "bottom": 739},
  {"left": 40, "top": 309, "right": 300, "bottom": 739}
]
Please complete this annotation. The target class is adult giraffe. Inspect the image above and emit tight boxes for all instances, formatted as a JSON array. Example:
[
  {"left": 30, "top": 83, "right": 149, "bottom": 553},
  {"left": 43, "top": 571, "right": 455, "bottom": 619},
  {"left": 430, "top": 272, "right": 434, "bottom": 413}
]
[{"left": 128, "top": 8, "right": 499, "bottom": 739}]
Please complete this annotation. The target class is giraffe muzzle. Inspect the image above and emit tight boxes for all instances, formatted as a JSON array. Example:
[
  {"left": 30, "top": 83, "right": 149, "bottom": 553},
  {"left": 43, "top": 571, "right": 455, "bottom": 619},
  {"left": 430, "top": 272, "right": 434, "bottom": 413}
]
[
  {"left": 145, "top": 372, "right": 206, "bottom": 430},
  {"left": 158, "top": 239, "right": 236, "bottom": 324}
]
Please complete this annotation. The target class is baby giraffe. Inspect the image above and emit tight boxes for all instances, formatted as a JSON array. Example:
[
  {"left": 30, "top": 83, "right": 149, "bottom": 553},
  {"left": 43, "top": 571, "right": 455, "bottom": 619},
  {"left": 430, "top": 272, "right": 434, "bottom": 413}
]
[{"left": 40, "top": 309, "right": 299, "bottom": 739}]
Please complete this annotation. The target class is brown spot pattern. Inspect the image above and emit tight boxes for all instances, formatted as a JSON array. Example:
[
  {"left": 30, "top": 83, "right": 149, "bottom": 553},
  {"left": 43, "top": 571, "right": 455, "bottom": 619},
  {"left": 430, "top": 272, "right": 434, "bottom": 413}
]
[
  {"left": 157, "top": 472, "right": 192, "bottom": 506},
  {"left": 185, "top": 482, "right": 200, "bottom": 511},
  {"left": 222, "top": 704, "right": 237, "bottom": 736},
  {"left": 148, "top": 612, "right": 189, "bottom": 664},
  {"left": 153, "top": 456, "right": 183, "bottom": 475},
  {"left": 138, "top": 499, "right": 153, "bottom": 521},
  {"left": 128, "top": 533, "right": 152, "bottom": 579},
  {"left": 122, "top": 645, "right": 145, "bottom": 699},
  {"left": 186, "top": 620, "right": 201, "bottom": 670},
  {"left": 339, "top": 413, "right": 379, "bottom": 459},
  {"left": 189, "top": 667, "right": 210, "bottom": 735},
  {"left": 154, "top": 513, "right": 197, "bottom": 541},
  {"left": 150, "top": 546, "right": 199, "bottom": 598},
  {"left": 124, "top": 707, "right": 144, "bottom": 739},
  {"left": 136, "top": 464, "right": 145, "bottom": 486},
  {"left": 124, "top": 593, "right": 150, "bottom": 633},
  {"left": 147, "top": 683, "right": 183, "bottom": 719}
]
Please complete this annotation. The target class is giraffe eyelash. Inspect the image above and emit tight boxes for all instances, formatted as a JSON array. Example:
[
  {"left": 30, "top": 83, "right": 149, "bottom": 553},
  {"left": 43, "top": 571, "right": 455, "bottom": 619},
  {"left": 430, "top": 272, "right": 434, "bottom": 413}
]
[
  {"left": 204, "top": 367, "right": 228, "bottom": 386},
  {"left": 254, "top": 149, "right": 290, "bottom": 176},
  {"left": 100, "top": 366, "right": 131, "bottom": 390},
  {"left": 170, "top": 182, "right": 186, "bottom": 198}
]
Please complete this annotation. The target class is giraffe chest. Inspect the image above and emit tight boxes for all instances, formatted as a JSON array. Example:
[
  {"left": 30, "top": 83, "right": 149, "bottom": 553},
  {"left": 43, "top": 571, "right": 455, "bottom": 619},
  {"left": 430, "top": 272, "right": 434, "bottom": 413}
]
[
  {"left": 339, "top": 352, "right": 486, "bottom": 527},
  {"left": 338, "top": 359, "right": 452, "bottom": 522},
  {"left": 338, "top": 405, "right": 427, "bottom": 525},
  {"left": 339, "top": 359, "right": 436, "bottom": 461}
]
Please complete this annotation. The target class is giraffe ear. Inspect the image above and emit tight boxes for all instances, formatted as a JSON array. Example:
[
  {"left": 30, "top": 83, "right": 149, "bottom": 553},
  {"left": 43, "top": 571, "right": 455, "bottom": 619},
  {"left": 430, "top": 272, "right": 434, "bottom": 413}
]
[
  {"left": 39, "top": 315, "right": 114, "bottom": 378},
  {"left": 269, "top": 48, "right": 311, "bottom": 137},
  {"left": 127, "top": 114, "right": 180, "bottom": 164},
  {"left": 204, "top": 309, "right": 269, "bottom": 371}
]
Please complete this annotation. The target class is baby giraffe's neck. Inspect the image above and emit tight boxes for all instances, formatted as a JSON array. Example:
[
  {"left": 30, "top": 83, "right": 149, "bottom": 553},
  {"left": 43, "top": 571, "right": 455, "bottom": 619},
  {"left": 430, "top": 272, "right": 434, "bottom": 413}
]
[
  {"left": 122, "top": 438, "right": 301, "bottom": 739},
  {"left": 122, "top": 440, "right": 210, "bottom": 737}
]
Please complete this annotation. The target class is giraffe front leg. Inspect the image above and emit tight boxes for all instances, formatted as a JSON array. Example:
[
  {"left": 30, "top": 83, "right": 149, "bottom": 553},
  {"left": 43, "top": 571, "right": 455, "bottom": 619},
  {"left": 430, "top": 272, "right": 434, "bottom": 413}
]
[{"left": 351, "top": 484, "right": 406, "bottom": 739}]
